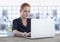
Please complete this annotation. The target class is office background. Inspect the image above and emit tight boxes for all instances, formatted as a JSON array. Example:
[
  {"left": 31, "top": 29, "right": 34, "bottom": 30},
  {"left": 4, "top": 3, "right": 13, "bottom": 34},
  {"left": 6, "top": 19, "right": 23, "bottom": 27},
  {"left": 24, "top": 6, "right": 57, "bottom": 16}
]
[{"left": 0, "top": 0, "right": 60, "bottom": 33}]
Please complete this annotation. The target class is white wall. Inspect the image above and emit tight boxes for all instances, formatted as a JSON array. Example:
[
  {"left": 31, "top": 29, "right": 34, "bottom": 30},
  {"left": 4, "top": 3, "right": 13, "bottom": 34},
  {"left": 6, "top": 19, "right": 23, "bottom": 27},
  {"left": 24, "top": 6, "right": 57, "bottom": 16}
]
[
  {"left": 40, "top": 0, "right": 60, "bottom": 6},
  {"left": 0, "top": 0, "right": 40, "bottom": 6},
  {"left": 0, "top": 0, "right": 60, "bottom": 6}
]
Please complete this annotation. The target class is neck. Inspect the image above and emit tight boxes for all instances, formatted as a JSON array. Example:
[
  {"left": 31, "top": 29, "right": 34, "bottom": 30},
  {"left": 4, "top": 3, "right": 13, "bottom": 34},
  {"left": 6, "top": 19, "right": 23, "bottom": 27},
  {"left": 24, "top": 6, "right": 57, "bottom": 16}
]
[{"left": 21, "top": 17, "right": 27, "bottom": 21}]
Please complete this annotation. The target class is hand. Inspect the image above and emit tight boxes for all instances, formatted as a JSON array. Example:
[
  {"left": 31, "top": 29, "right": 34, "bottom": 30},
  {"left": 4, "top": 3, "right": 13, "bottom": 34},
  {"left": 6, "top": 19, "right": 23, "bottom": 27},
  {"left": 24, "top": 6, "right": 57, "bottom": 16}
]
[
  {"left": 26, "top": 32, "right": 31, "bottom": 37},
  {"left": 22, "top": 32, "right": 31, "bottom": 37}
]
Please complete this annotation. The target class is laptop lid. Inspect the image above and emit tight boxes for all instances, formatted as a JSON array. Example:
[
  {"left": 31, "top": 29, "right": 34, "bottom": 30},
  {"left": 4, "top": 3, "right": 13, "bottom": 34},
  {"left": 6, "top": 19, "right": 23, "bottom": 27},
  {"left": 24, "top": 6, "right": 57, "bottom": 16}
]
[{"left": 31, "top": 19, "right": 55, "bottom": 38}]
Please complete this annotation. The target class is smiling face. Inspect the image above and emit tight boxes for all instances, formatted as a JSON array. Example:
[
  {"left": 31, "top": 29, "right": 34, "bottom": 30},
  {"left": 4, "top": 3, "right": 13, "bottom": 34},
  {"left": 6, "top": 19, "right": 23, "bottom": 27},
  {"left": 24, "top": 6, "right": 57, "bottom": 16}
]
[
  {"left": 20, "top": 6, "right": 30, "bottom": 19},
  {"left": 20, "top": 3, "right": 31, "bottom": 19}
]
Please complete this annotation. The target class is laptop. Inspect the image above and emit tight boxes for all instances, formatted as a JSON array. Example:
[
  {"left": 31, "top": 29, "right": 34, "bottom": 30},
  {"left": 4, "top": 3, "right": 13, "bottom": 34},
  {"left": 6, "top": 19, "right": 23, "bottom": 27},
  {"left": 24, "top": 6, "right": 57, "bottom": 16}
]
[{"left": 26, "top": 18, "right": 55, "bottom": 39}]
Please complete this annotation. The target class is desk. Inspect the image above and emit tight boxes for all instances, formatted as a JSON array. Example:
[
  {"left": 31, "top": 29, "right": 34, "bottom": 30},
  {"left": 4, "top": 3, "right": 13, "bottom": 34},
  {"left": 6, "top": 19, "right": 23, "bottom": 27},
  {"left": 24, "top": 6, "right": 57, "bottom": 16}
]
[{"left": 0, "top": 34, "right": 60, "bottom": 42}]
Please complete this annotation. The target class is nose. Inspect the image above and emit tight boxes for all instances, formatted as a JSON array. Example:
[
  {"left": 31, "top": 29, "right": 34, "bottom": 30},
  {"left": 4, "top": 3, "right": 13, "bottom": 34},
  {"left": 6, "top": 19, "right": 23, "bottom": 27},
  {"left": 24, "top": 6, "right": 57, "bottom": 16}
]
[{"left": 26, "top": 11, "right": 29, "bottom": 15}]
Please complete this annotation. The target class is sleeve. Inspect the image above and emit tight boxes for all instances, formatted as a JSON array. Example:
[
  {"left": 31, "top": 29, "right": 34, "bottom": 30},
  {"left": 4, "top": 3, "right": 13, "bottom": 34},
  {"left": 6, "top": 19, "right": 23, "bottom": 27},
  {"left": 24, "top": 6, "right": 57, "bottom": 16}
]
[{"left": 12, "top": 19, "right": 18, "bottom": 31}]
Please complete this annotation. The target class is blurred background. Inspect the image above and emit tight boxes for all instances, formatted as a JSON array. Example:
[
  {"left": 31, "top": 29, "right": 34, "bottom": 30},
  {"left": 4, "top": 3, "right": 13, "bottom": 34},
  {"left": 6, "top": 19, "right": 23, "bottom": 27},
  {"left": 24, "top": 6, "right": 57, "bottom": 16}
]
[{"left": 0, "top": 0, "right": 60, "bottom": 36}]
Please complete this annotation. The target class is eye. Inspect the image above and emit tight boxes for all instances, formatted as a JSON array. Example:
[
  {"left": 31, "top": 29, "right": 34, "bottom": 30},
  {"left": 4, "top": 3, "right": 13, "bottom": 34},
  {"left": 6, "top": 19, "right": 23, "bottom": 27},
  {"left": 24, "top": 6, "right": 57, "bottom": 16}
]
[
  {"left": 28, "top": 11, "right": 30, "bottom": 12},
  {"left": 24, "top": 10, "right": 30, "bottom": 13},
  {"left": 24, "top": 10, "right": 27, "bottom": 12}
]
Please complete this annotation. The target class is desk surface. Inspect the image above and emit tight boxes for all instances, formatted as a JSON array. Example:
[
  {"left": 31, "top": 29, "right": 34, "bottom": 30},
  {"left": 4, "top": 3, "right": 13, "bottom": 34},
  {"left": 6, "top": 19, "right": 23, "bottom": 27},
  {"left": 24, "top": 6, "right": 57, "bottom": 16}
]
[{"left": 0, "top": 34, "right": 60, "bottom": 42}]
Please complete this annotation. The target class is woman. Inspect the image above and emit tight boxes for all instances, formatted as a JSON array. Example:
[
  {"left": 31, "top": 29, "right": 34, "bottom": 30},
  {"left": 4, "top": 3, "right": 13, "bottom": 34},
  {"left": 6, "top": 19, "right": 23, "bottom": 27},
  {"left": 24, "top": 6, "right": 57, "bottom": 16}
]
[{"left": 12, "top": 3, "right": 31, "bottom": 37}]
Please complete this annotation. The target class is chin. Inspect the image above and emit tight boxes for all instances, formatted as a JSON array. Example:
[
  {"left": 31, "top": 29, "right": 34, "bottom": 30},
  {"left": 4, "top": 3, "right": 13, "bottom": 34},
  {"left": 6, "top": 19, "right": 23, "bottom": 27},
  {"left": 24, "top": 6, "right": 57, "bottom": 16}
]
[
  {"left": 25, "top": 17, "right": 28, "bottom": 19},
  {"left": 23, "top": 17, "right": 27, "bottom": 19},
  {"left": 23, "top": 16, "right": 28, "bottom": 19},
  {"left": 25, "top": 16, "right": 28, "bottom": 18}
]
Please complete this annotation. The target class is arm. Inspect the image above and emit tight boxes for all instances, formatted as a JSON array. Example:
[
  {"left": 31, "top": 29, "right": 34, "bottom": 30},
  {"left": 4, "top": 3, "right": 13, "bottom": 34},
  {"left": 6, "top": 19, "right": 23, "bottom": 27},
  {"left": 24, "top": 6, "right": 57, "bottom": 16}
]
[
  {"left": 12, "top": 19, "right": 31, "bottom": 37},
  {"left": 13, "top": 30, "right": 31, "bottom": 37},
  {"left": 12, "top": 20, "right": 24, "bottom": 37},
  {"left": 13, "top": 30, "right": 24, "bottom": 37}
]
